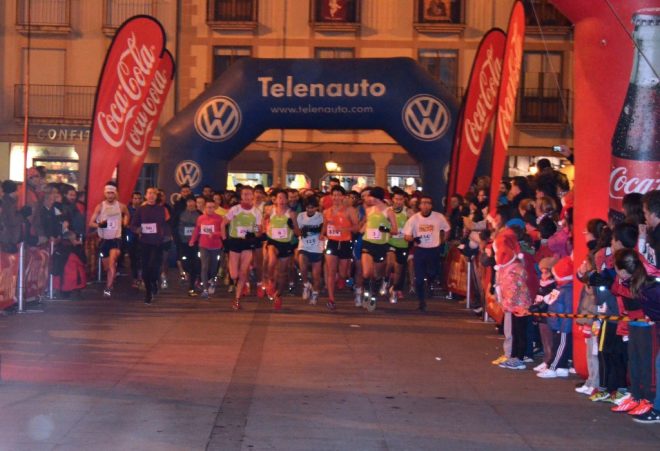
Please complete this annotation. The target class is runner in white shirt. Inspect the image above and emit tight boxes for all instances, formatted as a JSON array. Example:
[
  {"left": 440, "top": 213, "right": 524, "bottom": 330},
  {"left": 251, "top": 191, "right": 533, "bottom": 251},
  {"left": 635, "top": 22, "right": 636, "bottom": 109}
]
[
  {"left": 297, "top": 196, "right": 324, "bottom": 305},
  {"left": 88, "top": 182, "right": 129, "bottom": 298},
  {"left": 403, "top": 194, "right": 450, "bottom": 312}
]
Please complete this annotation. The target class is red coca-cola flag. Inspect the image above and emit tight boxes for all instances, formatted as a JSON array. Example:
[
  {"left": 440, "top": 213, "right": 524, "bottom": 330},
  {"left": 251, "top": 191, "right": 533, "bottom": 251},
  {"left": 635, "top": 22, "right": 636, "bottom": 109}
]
[
  {"left": 116, "top": 50, "right": 175, "bottom": 203},
  {"left": 321, "top": 0, "right": 348, "bottom": 21},
  {"left": 448, "top": 29, "right": 506, "bottom": 199},
  {"left": 489, "top": 1, "right": 525, "bottom": 214},
  {"left": 86, "top": 15, "right": 171, "bottom": 221}
]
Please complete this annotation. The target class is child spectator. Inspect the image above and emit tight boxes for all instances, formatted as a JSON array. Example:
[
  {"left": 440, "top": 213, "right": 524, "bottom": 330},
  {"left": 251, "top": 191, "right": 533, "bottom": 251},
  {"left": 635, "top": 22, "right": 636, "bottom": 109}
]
[{"left": 530, "top": 256, "right": 557, "bottom": 374}]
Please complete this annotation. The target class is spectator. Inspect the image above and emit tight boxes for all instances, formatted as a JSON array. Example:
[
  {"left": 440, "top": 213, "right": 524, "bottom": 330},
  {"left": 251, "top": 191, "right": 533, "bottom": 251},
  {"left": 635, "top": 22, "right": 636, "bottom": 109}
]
[
  {"left": 0, "top": 180, "right": 22, "bottom": 253},
  {"left": 642, "top": 190, "right": 660, "bottom": 268}
]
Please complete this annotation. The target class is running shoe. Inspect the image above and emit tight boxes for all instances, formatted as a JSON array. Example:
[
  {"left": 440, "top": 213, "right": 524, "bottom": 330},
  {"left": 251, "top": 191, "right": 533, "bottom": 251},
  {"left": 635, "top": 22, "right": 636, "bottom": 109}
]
[
  {"left": 354, "top": 287, "right": 363, "bottom": 307},
  {"left": 288, "top": 281, "right": 295, "bottom": 294},
  {"left": 611, "top": 398, "right": 639, "bottom": 413},
  {"left": 362, "top": 291, "right": 371, "bottom": 309},
  {"left": 533, "top": 362, "right": 547, "bottom": 372},
  {"left": 589, "top": 390, "right": 611, "bottom": 402},
  {"left": 243, "top": 282, "right": 250, "bottom": 297},
  {"left": 522, "top": 356, "right": 534, "bottom": 363},
  {"left": 160, "top": 274, "right": 168, "bottom": 290},
  {"left": 499, "top": 358, "right": 526, "bottom": 370},
  {"left": 367, "top": 295, "right": 377, "bottom": 312},
  {"left": 266, "top": 282, "right": 276, "bottom": 299},
  {"left": 144, "top": 293, "right": 153, "bottom": 305},
  {"left": 188, "top": 289, "right": 198, "bottom": 297},
  {"left": 446, "top": 291, "right": 453, "bottom": 300},
  {"left": 632, "top": 409, "right": 660, "bottom": 424},
  {"left": 228, "top": 284, "right": 235, "bottom": 294},
  {"left": 536, "top": 368, "right": 558, "bottom": 378},
  {"left": 609, "top": 391, "right": 631, "bottom": 405},
  {"left": 379, "top": 280, "right": 388, "bottom": 296},
  {"left": 388, "top": 287, "right": 398, "bottom": 304},
  {"left": 179, "top": 272, "right": 187, "bottom": 282},
  {"left": 131, "top": 280, "right": 140, "bottom": 289},
  {"left": 326, "top": 300, "right": 336, "bottom": 311},
  {"left": 628, "top": 399, "right": 653, "bottom": 416},
  {"left": 208, "top": 279, "right": 216, "bottom": 295},
  {"left": 273, "top": 295, "right": 282, "bottom": 310},
  {"left": 575, "top": 385, "right": 596, "bottom": 395},
  {"left": 491, "top": 355, "right": 508, "bottom": 365},
  {"left": 232, "top": 298, "right": 241, "bottom": 311},
  {"left": 555, "top": 368, "right": 569, "bottom": 377},
  {"left": 256, "top": 283, "right": 266, "bottom": 299},
  {"left": 309, "top": 291, "right": 319, "bottom": 305},
  {"left": 302, "top": 282, "right": 312, "bottom": 301},
  {"left": 103, "top": 288, "right": 112, "bottom": 298},
  {"left": 201, "top": 289, "right": 209, "bottom": 299}
]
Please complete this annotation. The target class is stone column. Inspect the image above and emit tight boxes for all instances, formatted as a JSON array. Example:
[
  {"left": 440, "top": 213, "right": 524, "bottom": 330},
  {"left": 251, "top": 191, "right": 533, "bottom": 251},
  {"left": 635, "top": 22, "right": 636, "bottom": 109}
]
[
  {"left": 269, "top": 150, "right": 292, "bottom": 188},
  {"left": 371, "top": 152, "right": 393, "bottom": 187}
]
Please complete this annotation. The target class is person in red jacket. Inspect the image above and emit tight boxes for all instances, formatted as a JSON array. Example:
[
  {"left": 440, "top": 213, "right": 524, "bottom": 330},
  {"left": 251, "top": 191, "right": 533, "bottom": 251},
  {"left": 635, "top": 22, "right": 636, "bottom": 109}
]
[{"left": 189, "top": 200, "right": 225, "bottom": 298}]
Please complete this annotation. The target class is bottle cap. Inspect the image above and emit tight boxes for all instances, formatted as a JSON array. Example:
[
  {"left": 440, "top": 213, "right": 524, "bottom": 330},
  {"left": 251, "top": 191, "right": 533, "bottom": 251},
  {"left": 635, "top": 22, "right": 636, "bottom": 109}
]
[{"left": 633, "top": 8, "right": 660, "bottom": 26}]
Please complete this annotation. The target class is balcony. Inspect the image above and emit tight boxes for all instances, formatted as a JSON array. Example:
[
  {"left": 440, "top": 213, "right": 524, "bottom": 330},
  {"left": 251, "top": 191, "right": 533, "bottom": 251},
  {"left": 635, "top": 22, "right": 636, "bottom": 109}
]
[
  {"left": 14, "top": 84, "right": 96, "bottom": 126},
  {"left": 207, "top": 0, "right": 258, "bottom": 31},
  {"left": 516, "top": 88, "right": 571, "bottom": 128},
  {"left": 103, "top": 0, "right": 160, "bottom": 36},
  {"left": 523, "top": 0, "right": 572, "bottom": 35},
  {"left": 16, "top": 0, "right": 71, "bottom": 34}
]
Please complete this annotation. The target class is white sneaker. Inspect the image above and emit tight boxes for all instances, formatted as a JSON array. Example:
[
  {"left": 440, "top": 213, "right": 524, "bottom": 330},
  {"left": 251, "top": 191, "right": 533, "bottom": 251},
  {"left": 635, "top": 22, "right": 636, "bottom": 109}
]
[
  {"left": 555, "top": 368, "right": 569, "bottom": 377},
  {"left": 309, "top": 291, "right": 318, "bottom": 305},
  {"left": 354, "top": 288, "right": 363, "bottom": 307},
  {"left": 302, "top": 282, "right": 311, "bottom": 301},
  {"left": 367, "top": 295, "right": 377, "bottom": 312},
  {"left": 533, "top": 362, "right": 548, "bottom": 372},
  {"left": 536, "top": 368, "right": 557, "bottom": 378},
  {"left": 379, "top": 280, "right": 388, "bottom": 296},
  {"left": 208, "top": 278, "right": 217, "bottom": 295},
  {"left": 389, "top": 287, "right": 398, "bottom": 304},
  {"left": 575, "top": 385, "right": 595, "bottom": 395}
]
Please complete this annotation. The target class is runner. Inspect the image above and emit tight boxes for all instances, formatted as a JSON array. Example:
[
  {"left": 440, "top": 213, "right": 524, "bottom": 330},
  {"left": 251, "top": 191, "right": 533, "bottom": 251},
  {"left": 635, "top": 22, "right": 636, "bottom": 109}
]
[
  {"left": 88, "top": 182, "right": 129, "bottom": 298},
  {"left": 263, "top": 189, "right": 300, "bottom": 310},
  {"left": 126, "top": 191, "right": 143, "bottom": 289},
  {"left": 321, "top": 186, "right": 359, "bottom": 310},
  {"left": 350, "top": 189, "right": 366, "bottom": 306},
  {"left": 297, "top": 196, "right": 323, "bottom": 305},
  {"left": 225, "top": 186, "right": 262, "bottom": 310},
  {"left": 403, "top": 194, "right": 451, "bottom": 312},
  {"left": 177, "top": 196, "right": 201, "bottom": 296},
  {"left": 361, "top": 186, "right": 398, "bottom": 312},
  {"left": 157, "top": 188, "right": 174, "bottom": 290},
  {"left": 131, "top": 187, "right": 170, "bottom": 304},
  {"left": 189, "top": 199, "right": 225, "bottom": 298},
  {"left": 386, "top": 189, "right": 411, "bottom": 304}
]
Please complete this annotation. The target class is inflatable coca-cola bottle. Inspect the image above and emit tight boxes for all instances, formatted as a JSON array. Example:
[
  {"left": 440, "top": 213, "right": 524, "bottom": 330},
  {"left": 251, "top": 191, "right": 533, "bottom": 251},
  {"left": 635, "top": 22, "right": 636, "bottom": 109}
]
[{"left": 609, "top": 8, "right": 660, "bottom": 224}]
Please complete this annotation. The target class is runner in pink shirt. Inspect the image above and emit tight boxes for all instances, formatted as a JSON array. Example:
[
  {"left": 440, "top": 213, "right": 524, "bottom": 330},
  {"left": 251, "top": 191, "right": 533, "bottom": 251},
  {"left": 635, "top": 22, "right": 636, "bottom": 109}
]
[{"left": 189, "top": 200, "right": 225, "bottom": 298}]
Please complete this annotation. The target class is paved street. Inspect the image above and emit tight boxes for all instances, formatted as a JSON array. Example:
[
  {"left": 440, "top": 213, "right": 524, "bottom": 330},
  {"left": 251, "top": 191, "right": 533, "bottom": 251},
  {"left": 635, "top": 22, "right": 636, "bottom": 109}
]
[{"left": 0, "top": 281, "right": 659, "bottom": 451}]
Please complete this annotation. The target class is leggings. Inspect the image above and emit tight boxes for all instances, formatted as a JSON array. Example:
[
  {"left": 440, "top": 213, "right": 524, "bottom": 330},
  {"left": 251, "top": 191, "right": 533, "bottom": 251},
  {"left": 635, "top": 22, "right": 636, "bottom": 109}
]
[{"left": 628, "top": 324, "right": 653, "bottom": 401}]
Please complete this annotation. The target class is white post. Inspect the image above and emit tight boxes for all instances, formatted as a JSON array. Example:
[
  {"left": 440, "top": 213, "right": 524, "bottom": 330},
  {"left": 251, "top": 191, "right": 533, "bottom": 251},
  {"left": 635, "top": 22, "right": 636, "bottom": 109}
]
[
  {"left": 48, "top": 240, "right": 54, "bottom": 300},
  {"left": 17, "top": 242, "right": 25, "bottom": 312},
  {"left": 97, "top": 252, "right": 103, "bottom": 282},
  {"left": 465, "top": 257, "right": 471, "bottom": 310}
]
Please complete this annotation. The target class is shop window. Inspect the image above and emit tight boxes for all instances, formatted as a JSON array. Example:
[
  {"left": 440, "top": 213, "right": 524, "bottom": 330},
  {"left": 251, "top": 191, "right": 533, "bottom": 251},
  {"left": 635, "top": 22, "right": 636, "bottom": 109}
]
[
  {"left": 16, "top": 0, "right": 71, "bottom": 34},
  {"left": 134, "top": 163, "right": 159, "bottom": 195},
  {"left": 310, "top": 0, "right": 360, "bottom": 32},
  {"left": 418, "top": 49, "right": 459, "bottom": 98},
  {"left": 212, "top": 46, "right": 252, "bottom": 81},
  {"left": 518, "top": 51, "right": 569, "bottom": 125},
  {"left": 207, "top": 0, "right": 258, "bottom": 30},
  {"left": 314, "top": 47, "right": 355, "bottom": 59},
  {"left": 413, "top": 0, "right": 465, "bottom": 34}
]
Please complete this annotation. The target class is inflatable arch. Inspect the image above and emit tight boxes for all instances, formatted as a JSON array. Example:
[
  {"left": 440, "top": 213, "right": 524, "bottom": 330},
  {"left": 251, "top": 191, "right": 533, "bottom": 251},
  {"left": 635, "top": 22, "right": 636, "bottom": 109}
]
[{"left": 158, "top": 57, "right": 459, "bottom": 206}]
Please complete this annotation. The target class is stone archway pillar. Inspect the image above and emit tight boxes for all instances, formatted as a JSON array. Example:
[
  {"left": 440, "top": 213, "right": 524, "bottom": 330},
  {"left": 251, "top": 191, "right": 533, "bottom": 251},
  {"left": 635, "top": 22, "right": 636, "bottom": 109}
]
[{"left": 371, "top": 152, "right": 393, "bottom": 188}]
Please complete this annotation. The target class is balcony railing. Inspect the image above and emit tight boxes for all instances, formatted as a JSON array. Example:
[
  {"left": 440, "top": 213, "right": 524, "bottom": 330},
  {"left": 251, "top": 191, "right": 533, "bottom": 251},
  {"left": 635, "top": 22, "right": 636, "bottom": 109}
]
[
  {"left": 524, "top": 0, "right": 571, "bottom": 31},
  {"left": 14, "top": 84, "right": 96, "bottom": 125},
  {"left": 103, "top": 0, "right": 159, "bottom": 32},
  {"left": 207, "top": 0, "right": 258, "bottom": 30},
  {"left": 16, "top": 0, "right": 71, "bottom": 33},
  {"left": 516, "top": 88, "right": 570, "bottom": 125}
]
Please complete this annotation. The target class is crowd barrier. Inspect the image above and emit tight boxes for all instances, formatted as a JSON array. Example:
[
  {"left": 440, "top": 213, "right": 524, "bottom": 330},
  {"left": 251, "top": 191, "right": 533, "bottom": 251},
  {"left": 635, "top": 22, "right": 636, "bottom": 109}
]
[{"left": 0, "top": 243, "right": 56, "bottom": 310}]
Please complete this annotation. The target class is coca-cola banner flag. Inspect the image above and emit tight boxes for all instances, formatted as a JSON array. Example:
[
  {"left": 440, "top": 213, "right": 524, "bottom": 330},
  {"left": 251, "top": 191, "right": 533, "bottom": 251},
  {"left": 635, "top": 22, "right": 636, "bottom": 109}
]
[
  {"left": 321, "top": 0, "right": 348, "bottom": 21},
  {"left": 448, "top": 29, "right": 506, "bottom": 198},
  {"left": 489, "top": 1, "right": 525, "bottom": 214},
  {"left": 116, "top": 50, "right": 175, "bottom": 203},
  {"left": 86, "top": 15, "right": 171, "bottom": 221}
]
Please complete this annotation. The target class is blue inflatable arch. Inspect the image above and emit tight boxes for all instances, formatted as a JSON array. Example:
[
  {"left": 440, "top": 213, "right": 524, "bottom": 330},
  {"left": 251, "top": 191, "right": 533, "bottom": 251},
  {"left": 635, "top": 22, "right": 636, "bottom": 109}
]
[{"left": 159, "top": 57, "right": 459, "bottom": 206}]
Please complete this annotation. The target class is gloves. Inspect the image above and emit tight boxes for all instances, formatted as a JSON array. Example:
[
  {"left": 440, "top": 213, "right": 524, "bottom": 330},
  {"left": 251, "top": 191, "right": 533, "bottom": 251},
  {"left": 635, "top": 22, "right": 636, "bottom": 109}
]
[
  {"left": 287, "top": 218, "right": 294, "bottom": 229},
  {"left": 301, "top": 226, "right": 309, "bottom": 237},
  {"left": 98, "top": 220, "right": 108, "bottom": 229},
  {"left": 378, "top": 225, "right": 390, "bottom": 233},
  {"left": 244, "top": 232, "right": 256, "bottom": 239},
  {"left": 413, "top": 237, "right": 421, "bottom": 244}
]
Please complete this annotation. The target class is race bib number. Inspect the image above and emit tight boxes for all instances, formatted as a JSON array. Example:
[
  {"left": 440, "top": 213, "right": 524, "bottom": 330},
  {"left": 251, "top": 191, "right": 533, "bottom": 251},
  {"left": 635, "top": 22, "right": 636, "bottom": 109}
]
[
  {"left": 366, "top": 228, "right": 382, "bottom": 240},
  {"left": 419, "top": 224, "right": 434, "bottom": 244},
  {"left": 201, "top": 224, "right": 215, "bottom": 235},
  {"left": 236, "top": 226, "right": 249, "bottom": 238},
  {"left": 141, "top": 223, "right": 157, "bottom": 234},
  {"left": 327, "top": 224, "right": 341, "bottom": 238},
  {"left": 302, "top": 235, "right": 319, "bottom": 248},
  {"left": 271, "top": 227, "right": 288, "bottom": 240},
  {"left": 107, "top": 218, "right": 119, "bottom": 231},
  {"left": 392, "top": 230, "right": 404, "bottom": 239},
  {"left": 183, "top": 226, "right": 194, "bottom": 237},
  {"left": 546, "top": 289, "right": 561, "bottom": 305}
]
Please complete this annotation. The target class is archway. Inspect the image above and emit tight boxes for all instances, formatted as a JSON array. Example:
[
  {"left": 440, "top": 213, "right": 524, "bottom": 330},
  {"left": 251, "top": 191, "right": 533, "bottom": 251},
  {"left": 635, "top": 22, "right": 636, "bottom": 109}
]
[{"left": 158, "top": 57, "right": 459, "bottom": 206}]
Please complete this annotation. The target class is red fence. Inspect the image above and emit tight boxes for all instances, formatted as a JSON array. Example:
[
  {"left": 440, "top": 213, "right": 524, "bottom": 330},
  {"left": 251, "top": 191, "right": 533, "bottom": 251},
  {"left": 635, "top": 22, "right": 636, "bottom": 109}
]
[{"left": 0, "top": 246, "right": 51, "bottom": 309}]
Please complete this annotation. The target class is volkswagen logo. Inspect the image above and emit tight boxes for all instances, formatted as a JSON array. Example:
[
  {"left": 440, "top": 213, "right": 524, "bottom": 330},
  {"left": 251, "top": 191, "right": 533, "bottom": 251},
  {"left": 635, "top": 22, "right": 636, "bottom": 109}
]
[
  {"left": 402, "top": 94, "right": 450, "bottom": 141},
  {"left": 194, "top": 96, "right": 242, "bottom": 142},
  {"left": 175, "top": 160, "right": 202, "bottom": 189}
]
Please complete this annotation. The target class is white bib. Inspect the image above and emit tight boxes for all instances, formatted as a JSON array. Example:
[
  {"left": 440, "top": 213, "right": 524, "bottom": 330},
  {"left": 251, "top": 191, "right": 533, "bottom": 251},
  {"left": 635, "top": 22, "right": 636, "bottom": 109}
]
[
  {"left": 271, "top": 227, "right": 288, "bottom": 240},
  {"left": 106, "top": 218, "right": 119, "bottom": 231},
  {"left": 326, "top": 224, "right": 341, "bottom": 238},
  {"left": 201, "top": 224, "right": 215, "bottom": 235},
  {"left": 236, "top": 226, "right": 250, "bottom": 238},
  {"left": 366, "top": 228, "right": 382, "bottom": 240},
  {"left": 141, "top": 223, "right": 157, "bottom": 234},
  {"left": 183, "top": 226, "right": 194, "bottom": 237}
]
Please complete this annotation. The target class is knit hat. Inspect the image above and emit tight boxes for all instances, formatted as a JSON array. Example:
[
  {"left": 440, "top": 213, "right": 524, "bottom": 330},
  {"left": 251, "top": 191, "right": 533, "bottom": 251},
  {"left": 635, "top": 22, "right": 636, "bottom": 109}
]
[
  {"left": 538, "top": 256, "right": 558, "bottom": 272},
  {"left": 551, "top": 256, "right": 573, "bottom": 286},
  {"left": 493, "top": 229, "right": 523, "bottom": 270}
]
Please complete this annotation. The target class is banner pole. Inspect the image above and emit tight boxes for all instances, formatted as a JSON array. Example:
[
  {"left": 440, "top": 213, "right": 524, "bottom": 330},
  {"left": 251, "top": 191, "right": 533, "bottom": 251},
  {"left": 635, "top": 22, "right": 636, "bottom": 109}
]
[
  {"left": 48, "top": 239, "right": 54, "bottom": 300},
  {"left": 21, "top": 0, "right": 31, "bottom": 204},
  {"left": 465, "top": 257, "right": 472, "bottom": 310},
  {"left": 17, "top": 242, "right": 25, "bottom": 312},
  {"left": 97, "top": 252, "right": 103, "bottom": 283}
]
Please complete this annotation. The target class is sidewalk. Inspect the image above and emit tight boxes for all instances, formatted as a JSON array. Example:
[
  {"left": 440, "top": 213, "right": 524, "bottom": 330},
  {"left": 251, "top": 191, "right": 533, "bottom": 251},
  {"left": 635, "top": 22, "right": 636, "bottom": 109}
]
[{"left": 0, "top": 284, "right": 658, "bottom": 450}]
